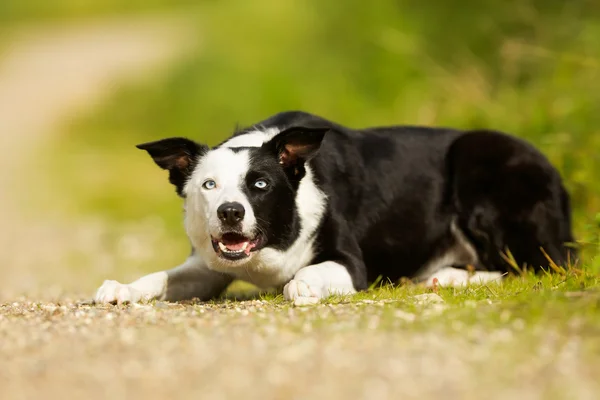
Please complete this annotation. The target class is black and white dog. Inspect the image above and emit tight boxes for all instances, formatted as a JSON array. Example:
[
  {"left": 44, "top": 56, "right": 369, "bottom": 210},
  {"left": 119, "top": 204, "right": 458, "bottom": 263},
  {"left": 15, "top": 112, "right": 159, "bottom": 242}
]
[{"left": 95, "top": 111, "right": 575, "bottom": 305}]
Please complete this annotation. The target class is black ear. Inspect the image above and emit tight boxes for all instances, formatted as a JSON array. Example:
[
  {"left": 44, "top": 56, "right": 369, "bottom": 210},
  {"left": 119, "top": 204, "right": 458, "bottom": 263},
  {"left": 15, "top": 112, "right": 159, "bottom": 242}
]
[
  {"left": 136, "top": 137, "right": 208, "bottom": 197},
  {"left": 264, "top": 126, "right": 329, "bottom": 169}
]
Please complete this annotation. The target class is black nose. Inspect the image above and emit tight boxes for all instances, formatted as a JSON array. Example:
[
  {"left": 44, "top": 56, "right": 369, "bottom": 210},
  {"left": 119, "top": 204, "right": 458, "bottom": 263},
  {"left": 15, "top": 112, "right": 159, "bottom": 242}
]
[{"left": 217, "top": 202, "right": 245, "bottom": 225}]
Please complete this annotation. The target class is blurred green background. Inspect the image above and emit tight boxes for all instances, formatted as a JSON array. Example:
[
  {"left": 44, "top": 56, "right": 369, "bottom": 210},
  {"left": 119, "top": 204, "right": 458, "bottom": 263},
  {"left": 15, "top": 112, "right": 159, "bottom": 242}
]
[{"left": 2, "top": 0, "right": 599, "bottom": 292}]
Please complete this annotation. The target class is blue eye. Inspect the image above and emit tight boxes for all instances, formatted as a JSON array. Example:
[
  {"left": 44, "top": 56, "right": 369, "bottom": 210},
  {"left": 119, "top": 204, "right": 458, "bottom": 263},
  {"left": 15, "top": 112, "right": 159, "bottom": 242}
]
[
  {"left": 202, "top": 179, "right": 216, "bottom": 190},
  {"left": 254, "top": 179, "right": 268, "bottom": 189}
]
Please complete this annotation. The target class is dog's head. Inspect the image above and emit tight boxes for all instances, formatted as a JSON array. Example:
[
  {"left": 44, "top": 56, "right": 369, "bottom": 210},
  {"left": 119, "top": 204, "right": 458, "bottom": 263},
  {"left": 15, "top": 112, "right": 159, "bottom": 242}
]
[{"left": 137, "top": 126, "right": 328, "bottom": 266}]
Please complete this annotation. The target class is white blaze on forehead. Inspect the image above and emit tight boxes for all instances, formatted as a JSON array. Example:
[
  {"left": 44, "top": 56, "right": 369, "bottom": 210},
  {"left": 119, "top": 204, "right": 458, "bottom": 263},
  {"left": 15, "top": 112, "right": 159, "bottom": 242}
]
[
  {"left": 185, "top": 147, "right": 256, "bottom": 238},
  {"left": 221, "top": 127, "right": 280, "bottom": 148},
  {"left": 192, "top": 147, "right": 250, "bottom": 192}
]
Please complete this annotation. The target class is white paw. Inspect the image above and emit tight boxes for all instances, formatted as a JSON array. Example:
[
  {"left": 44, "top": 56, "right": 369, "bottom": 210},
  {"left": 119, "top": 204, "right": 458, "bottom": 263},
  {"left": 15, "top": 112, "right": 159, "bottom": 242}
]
[
  {"left": 94, "top": 280, "right": 144, "bottom": 304},
  {"left": 424, "top": 267, "right": 503, "bottom": 287},
  {"left": 283, "top": 279, "right": 321, "bottom": 306}
]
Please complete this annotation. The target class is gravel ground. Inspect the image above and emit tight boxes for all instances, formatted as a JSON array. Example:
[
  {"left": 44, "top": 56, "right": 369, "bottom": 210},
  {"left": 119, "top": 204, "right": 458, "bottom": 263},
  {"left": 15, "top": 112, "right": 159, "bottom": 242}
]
[{"left": 1, "top": 294, "right": 599, "bottom": 400}]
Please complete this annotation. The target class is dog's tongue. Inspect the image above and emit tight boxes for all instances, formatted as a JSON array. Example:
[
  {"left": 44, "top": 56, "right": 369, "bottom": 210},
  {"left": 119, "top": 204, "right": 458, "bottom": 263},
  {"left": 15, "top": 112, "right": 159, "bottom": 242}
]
[
  {"left": 221, "top": 233, "right": 248, "bottom": 251},
  {"left": 225, "top": 241, "right": 248, "bottom": 251}
]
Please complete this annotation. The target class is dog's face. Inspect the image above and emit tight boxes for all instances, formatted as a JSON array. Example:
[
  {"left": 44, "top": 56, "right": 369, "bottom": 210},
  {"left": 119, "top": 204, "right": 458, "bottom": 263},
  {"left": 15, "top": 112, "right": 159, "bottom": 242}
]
[{"left": 137, "top": 126, "right": 327, "bottom": 266}]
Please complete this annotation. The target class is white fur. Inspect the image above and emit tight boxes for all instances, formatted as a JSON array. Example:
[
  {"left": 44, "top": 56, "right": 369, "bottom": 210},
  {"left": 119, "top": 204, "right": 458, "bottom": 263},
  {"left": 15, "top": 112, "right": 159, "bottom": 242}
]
[
  {"left": 95, "top": 271, "right": 167, "bottom": 304},
  {"left": 94, "top": 252, "right": 232, "bottom": 304},
  {"left": 283, "top": 261, "right": 357, "bottom": 306},
  {"left": 184, "top": 148, "right": 257, "bottom": 240},
  {"left": 95, "top": 278, "right": 157, "bottom": 304},
  {"left": 95, "top": 127, "right": 330, "bottom": 303},
  {"left": 414, "top": 220, "right": 480, "bottom": 282},
  {"left": 412, "top": 220, "right": 503, "bottom": 287},
  {"left": 422, "top": 267, "right": 503, "bottom": 287},
  {"left": 221, "top": 127, "right": 280, "bottom": 148},
  {"left": 183, "top": 129, "right": 328, "bottom": 289}
]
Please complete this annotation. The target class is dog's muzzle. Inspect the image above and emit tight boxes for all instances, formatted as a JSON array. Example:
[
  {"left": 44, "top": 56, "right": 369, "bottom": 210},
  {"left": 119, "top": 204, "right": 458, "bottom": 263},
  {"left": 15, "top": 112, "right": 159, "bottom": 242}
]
[{"left": 211, "top": 232, "right": 264, "bottom": 261}]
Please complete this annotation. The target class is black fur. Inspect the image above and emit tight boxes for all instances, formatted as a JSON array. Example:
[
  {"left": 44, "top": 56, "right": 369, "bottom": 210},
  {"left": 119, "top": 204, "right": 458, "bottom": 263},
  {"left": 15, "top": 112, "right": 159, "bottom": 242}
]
[
  {"left": 241, "top": 111, "right": 575, "bottom": 289},
  {"left": 136, "top": 137, "right": 208, "bottom": 197},
  {"left": 446, "top": 131, "right": 575, "bottom": 271},
  {"left": 242, "top": 143, "right": 301, "bottom": 251},
  {"left": 223, "top": 127, "right": 329, "bottom": 251}
]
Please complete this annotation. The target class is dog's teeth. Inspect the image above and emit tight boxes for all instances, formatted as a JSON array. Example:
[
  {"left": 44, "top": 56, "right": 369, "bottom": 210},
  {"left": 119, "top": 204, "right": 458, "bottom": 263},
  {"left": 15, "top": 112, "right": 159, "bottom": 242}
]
[
  {"left": 218, "top": 242, "right": 228, "bottom": 252},
  {"left": 241, "top": 242, "right": 249, "bottom": 251}
]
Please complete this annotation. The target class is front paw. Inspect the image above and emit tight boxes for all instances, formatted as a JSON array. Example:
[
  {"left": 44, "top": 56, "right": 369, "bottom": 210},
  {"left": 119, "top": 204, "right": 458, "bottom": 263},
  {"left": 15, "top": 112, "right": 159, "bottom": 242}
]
[
  {"left": 94, "top": 280, "right": 144, "bottom": 305},
  {"left": 283, "top": 279, "right": 321, "bottom": 306}
]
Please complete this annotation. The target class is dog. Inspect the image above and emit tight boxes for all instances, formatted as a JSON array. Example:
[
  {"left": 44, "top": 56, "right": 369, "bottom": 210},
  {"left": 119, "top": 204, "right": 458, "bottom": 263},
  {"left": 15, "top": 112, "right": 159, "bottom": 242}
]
[{"left": 94, "top": 111, "right": 575, "bottom": 305}]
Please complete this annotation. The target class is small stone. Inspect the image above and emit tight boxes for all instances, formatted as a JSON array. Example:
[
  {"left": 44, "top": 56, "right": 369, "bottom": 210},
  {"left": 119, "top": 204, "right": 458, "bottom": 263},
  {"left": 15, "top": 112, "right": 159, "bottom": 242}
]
[
  {"left": 42, "top": 304, "right": 58, "bottom": 313},
  {"left": 422, "top": 303, "right": 448, "bottom": 317},
  {"left": 393, "top": 309, "right": 416, "bottom": 322},
  {"left": 294, "top": 297, "right": 320, "bottom": 307},
  {"left": 412, "top": 293, "right": 445, "bottom": 305}
]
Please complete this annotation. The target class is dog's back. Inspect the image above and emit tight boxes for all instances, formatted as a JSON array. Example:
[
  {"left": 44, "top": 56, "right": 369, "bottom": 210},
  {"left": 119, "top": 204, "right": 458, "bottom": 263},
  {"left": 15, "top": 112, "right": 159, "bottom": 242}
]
[{"left": 253, "top": 111, "right": 575, "bottom": 285}]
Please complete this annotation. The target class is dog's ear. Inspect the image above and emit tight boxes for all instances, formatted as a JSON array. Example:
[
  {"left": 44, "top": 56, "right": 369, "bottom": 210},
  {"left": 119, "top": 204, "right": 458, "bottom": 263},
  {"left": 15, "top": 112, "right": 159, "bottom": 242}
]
[
  {"left": 264, "top": 126, "right": 329, "bottom": 169},
  {"left": 136, "top": 137, "right": 208, "bottom": 197}
]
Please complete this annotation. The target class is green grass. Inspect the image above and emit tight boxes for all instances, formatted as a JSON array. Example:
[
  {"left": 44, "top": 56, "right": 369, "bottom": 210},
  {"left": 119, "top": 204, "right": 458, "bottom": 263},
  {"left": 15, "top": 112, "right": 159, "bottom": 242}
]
[
  {"left": 151, "top": 270, "right": 600, "bottom": 352},
  {"left": 226, "top": 266, "right": 600, "bottom": 303},
  {"left": 105, "top": 266, "right": 600, "bottom": 341}
]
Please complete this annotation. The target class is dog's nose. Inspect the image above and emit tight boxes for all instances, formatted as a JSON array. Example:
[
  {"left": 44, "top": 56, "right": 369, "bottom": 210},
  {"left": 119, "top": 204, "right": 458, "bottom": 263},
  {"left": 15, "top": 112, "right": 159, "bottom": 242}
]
[{"left": 217, "top": 202, "right": 245, "bottom": 225}]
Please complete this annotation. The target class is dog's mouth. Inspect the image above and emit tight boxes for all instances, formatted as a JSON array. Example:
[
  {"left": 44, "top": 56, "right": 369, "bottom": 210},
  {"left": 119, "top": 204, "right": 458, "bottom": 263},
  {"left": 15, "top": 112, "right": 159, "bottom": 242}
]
[{"left": 211, "top": 232, "right": 263, "bottom": 261}]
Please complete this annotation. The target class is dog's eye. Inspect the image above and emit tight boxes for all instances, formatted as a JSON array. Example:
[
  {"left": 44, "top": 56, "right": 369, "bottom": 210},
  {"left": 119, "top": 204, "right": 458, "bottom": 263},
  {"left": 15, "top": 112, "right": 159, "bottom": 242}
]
[
  {"left": 202, "top": 179, "right": 217, "bottom": 190},
  {"left": 254, "top": 179, "right": 268, "bottom": 189}
]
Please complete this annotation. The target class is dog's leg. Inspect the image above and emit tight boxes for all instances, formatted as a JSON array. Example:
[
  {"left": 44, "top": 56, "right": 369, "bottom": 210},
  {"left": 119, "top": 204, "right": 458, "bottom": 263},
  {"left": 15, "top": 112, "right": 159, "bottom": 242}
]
[
  {"left": 421, "top": 267, "right": 503, "bottom": 287},
  {"left": 448, "top": 130, "right": 576, "bottom": 272},
  {"left": 94, "top": 251, "right": 232, "bottom": 304},
  {"left": 283, "top": 261, "right": 357, "bottom": 306}
]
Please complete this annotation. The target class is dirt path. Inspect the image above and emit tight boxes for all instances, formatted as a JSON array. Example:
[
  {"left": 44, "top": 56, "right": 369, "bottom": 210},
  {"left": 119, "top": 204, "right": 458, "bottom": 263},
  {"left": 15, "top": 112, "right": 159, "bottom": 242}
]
[{"left": 0, "top": 13, "right": 196, "bottom": 301}]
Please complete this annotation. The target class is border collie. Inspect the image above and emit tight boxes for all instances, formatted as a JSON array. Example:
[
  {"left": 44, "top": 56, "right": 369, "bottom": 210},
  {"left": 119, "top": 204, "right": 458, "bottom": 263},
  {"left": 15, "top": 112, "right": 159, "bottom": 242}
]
[{"left": 95, "top": 111, "right": 575, "bottom": 306}]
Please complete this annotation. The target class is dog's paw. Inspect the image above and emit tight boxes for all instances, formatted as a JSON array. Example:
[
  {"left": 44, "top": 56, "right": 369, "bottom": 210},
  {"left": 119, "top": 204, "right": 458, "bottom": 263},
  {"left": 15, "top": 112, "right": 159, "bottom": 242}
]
[
  {"left": 94, "top": 280, "right": 144, "bottom": 305},
  {"left": 283, "top": 279, "right": 321, "bottom": 307}
]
